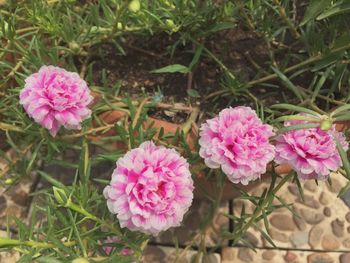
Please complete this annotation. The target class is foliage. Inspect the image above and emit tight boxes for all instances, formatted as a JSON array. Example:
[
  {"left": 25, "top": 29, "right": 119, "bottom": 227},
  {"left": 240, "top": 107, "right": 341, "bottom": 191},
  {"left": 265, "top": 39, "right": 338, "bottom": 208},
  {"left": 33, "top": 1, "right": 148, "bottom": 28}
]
[{"left": 0, "top": 0, "right": 350, "bottom": 262}]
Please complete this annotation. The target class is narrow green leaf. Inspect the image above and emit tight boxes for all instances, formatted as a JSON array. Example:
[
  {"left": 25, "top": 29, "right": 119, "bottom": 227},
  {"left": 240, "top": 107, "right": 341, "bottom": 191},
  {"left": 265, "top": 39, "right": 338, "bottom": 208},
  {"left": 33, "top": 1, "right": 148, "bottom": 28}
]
[
  {"left": 38, "top": 170, "right": 68, "bottom": 191},
  {"left": 338, "top": 181, "right": 350, "bottom": 198},
  {"left": 187, "top": 89, "right": 200, "bottom": 98},
  {"left": 312, "top": 51, "right": 344, "bottom": 72},
  {"left": 311, "top": 67, "right": 332, "bottom": 103},
  {"left": 331, "top": 104, "right": 350, "bottom": 117},
  {"left": 336, "top": 139, "right": 350, "bottom": 179},
  {"left": 274, "top": 196, "right": 295, "bottom": 215},
  {"left": 254, "top": 224, "right": 276, "bottom": 248},
  {"left": 271, "top": 104, "right": 320, "bottom": 116},
  {"left": 317, "top": 2, "right": 350, "bottom": 20},
  {"left": 262, "top": 208, "right": 269, "bottom": 230},
  {"left": 26, "top": 139, "right": 44, "bottom": 174},
  {"left": 300, "top": 0, "right": 332, "bottom": 25},
  {"left": 271, "top": 67, "right": 303, "bottom": 102},
  {"left": 278, "top": 123, "right": 319, "bottom": 134},
  {"left": 334, "top": 114, "right": 350, "bottom": 122},
  {"left": 151, "top": 64, "right": 190, "bottom": 74},
  {"left": 295, "top": 177, "right": 305, "bottom": 201},
  {"left": 189, "top": 45, "right": 203, "bottom": 70},
  {"left": 206, "top": 22, "right": 236, "bottom": 33},
  {"left": 274, "top": 115, "right": 320, "bottom": 123}
]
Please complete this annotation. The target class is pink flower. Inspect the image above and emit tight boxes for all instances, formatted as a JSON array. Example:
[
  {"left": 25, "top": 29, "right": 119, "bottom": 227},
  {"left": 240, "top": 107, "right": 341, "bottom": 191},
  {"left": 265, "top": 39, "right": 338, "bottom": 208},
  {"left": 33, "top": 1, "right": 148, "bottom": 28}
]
[
  {"left": 103, "top": 141, "right": 194, "bottom": 236},
  {"left": 103, "top": 236, "right": 133, "bottom": 256},
  {"left": 19, "top": 65, "right": 93, "bottom": 136},
  {"left": 199, "top": 106, "right": 275, "bottom": 185},
  {"left": 275, "top": 117, "right": 349, "bottom": 180}
]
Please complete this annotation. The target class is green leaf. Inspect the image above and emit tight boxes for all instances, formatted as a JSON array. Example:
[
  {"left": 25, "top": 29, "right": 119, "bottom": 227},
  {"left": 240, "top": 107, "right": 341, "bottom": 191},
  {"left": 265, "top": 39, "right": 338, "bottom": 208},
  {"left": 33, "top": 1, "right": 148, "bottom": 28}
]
[
  {"left": 26, "top": 139, "right": 44, "bottom": 174},
  {"left": 274, "top": 115, "right": 320, "bottom": 123},
  {"left": 187, "top": 89, "right": 200, "bottom": 97},
  {"left": 336, "top": 139, "right": 350, "bottom": 179},
  {"left": 317, "top": 2, "right": 350, "bottom": 20},
  {"left": 38, "top": 170, "right": 68, "bottom": 191},
  {"left": 79, "top": 139, "right": 90, "bottom": 183},
  {"left": 312, "top": 51, "right": 344, "bottom": 72},
  {"left": 151, "top": 64, "right": 190, "bottom": 74},
  {"left": 300, "top": 0, "right": 332, "bottom": 25},
  {"left": 331, "top": 104, "right": 350, "bottom": 117},
  {"left": 334, "top": 113, "right": 350, "bottom": 122},
  {"left": 278, "top": 123, "right": 320, "bottom": 134},
  {"left": 206, "top": 22, "right": 236, "bottom": 33},
  {"left": 338, "top": 181, "right": 350, "bottom": 198},
  {"left": 311, "top": 67, "right": 332, "bottom": 103},
  {"left": 189, "top": 45, "right": 203, "bottom": 70},
  {"left": 254, "top": 224, "right": 276, "bottom": 248},
  {"left": 271, "top": 104, "right": 320, "bottom": 116},
  {"left": 295, "top": 176, "right": 305, "bottom": 201},
  {"left": 271, "top": 67, "right": 303, "bottom": 102}
]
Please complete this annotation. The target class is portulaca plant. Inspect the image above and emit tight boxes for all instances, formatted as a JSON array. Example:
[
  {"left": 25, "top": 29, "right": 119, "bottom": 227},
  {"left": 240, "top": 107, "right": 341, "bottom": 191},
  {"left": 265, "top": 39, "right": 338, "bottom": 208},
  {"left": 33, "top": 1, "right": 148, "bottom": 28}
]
[
  {"left": 1, "top": 1, "right": 350, "bottom": 262},
  {"left": 1, "top": 65, "right": 349, "bottom": 262}
]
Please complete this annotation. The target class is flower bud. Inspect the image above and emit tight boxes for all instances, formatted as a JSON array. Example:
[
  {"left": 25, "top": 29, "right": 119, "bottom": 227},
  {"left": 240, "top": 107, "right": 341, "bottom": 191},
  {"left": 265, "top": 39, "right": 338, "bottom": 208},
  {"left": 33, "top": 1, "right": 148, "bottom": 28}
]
[
  {"left": 69, "top": 41, "right": 80, "bottom": 54},
  {"left": 53, "top": 187, "right": 68, "bottom": 205},
  {"left": 117, "top": 22, "right": 123, "bottom": 30},
  {"left": 165, "top": 19, "right": 179, "bottom": 32},
  {"left": 128, "top": 0, "right": 140, "bottom": 13},
  {"left": 320, "top": 119, "right": 332, "bottom": 131},
  {"left": 162, "top": 0, "right": 175, "bottom": 9},
  {"left": 5, "top": 178, "right": 13, "bottom": 185}
]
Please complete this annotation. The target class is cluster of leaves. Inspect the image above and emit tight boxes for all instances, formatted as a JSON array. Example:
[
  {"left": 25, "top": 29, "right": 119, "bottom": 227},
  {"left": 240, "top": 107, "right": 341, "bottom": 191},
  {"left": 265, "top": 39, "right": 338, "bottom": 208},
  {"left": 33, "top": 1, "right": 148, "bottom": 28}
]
[{"left": 0, "top": 0, "right": 350, "bottom": 262}]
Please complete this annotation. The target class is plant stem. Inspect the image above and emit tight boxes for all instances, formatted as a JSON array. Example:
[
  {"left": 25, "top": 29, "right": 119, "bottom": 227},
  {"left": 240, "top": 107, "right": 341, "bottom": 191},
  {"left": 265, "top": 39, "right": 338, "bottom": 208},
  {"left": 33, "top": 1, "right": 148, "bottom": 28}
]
[
  {"left": 61, "top": 124, "right": 115, "bottom": 139},
  {"left": 273, "top": 0, "right": 300, "bottom": 39},
  {"left": 15, "top": 26, "right": 39, "bottom": 34},
  {"left": 174, "top": 173, "right": 224, "bottom": 263},
  {"left": 64, "top": 199, "right": 123, "bottom": 236},
  {"left": 132, "top": 98, "right": 149, "bottom": 129},
  {"left": 181, "top": 107, "right": 199, "bottom": 135},
  {"left": 232, "top": 172, "right": 294, "bottom": 244},
  {"left": 66, "top": 201, "right": 99, "bottom": 221},
  {"left": 0, "top": 122, "right": 25, "bottom": 133},
  {"left": 0, "top": 237, "right": 75, "bottom": 248},
  {"left": 204, "top": 42, "right": 350, "bottom": 100}
]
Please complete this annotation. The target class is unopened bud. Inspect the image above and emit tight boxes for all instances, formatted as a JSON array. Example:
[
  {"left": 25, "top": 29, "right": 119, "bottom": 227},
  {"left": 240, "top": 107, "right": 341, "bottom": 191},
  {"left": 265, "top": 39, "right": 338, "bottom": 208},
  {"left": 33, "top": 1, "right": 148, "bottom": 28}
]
[
  {"left": 53, "top": 186, "right": 68, "bottom": 205},
  {"left": 128, "top": 0, "right": 140, "bottom": 13},
  {"left": 165, "top": 19, "right": 179, "bottom": 32},
  {"left": 320, "top": 119, "right": 332, "bottom": 131},
  {"left": 69, "top": 41, "right": 80, "bottom": 53},
  {"left": 5, "top": 178, "right": 13, "bottom": 185}
]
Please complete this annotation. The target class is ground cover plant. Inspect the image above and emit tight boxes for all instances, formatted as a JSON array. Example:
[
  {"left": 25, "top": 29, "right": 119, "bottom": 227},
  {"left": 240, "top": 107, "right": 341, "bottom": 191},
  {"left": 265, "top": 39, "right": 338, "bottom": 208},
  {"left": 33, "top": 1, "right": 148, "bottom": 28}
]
[{"left": 1, "top": 0, "right": 350, "bottom": 262}]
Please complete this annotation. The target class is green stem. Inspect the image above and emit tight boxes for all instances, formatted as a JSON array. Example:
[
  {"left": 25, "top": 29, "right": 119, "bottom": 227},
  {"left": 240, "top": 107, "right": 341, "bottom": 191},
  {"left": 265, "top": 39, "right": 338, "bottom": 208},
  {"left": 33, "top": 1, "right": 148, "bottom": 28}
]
[
  {"left": 65, "top": 201, "right": 101, "bottom": 223},
  {"left": 64, "top": 200, "right": 124, "bottom": 242},
  {"left": 0, "top": 237, "right": 75, "bottom": 248},
  {"left": 15, "top": 26, "right": 39, "bottom": 34},
  {"left": 181, "top": 107, "right": 199, "bottom": 135},
  {"left": 232, "top": 172, "right": 294, "bottom": 244},
  {"left": 274, "top": 115, "right": 321, "bottom": 123},
  {"left": 273, "top": 0, "right": 300, "bottom": 39},
  {"left": 0, "top": 122, "right": 25, "bottom": 133},
  {"left": 204, "top": 42, "right": 350, "bottom": 100}
]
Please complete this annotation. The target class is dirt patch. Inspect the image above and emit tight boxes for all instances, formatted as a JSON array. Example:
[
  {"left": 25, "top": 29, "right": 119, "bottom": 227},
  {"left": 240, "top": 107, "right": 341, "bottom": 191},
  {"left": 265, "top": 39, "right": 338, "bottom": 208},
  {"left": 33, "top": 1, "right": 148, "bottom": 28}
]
[{"left": 88, "top": 27, "right": 299, "bottom": 123}]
